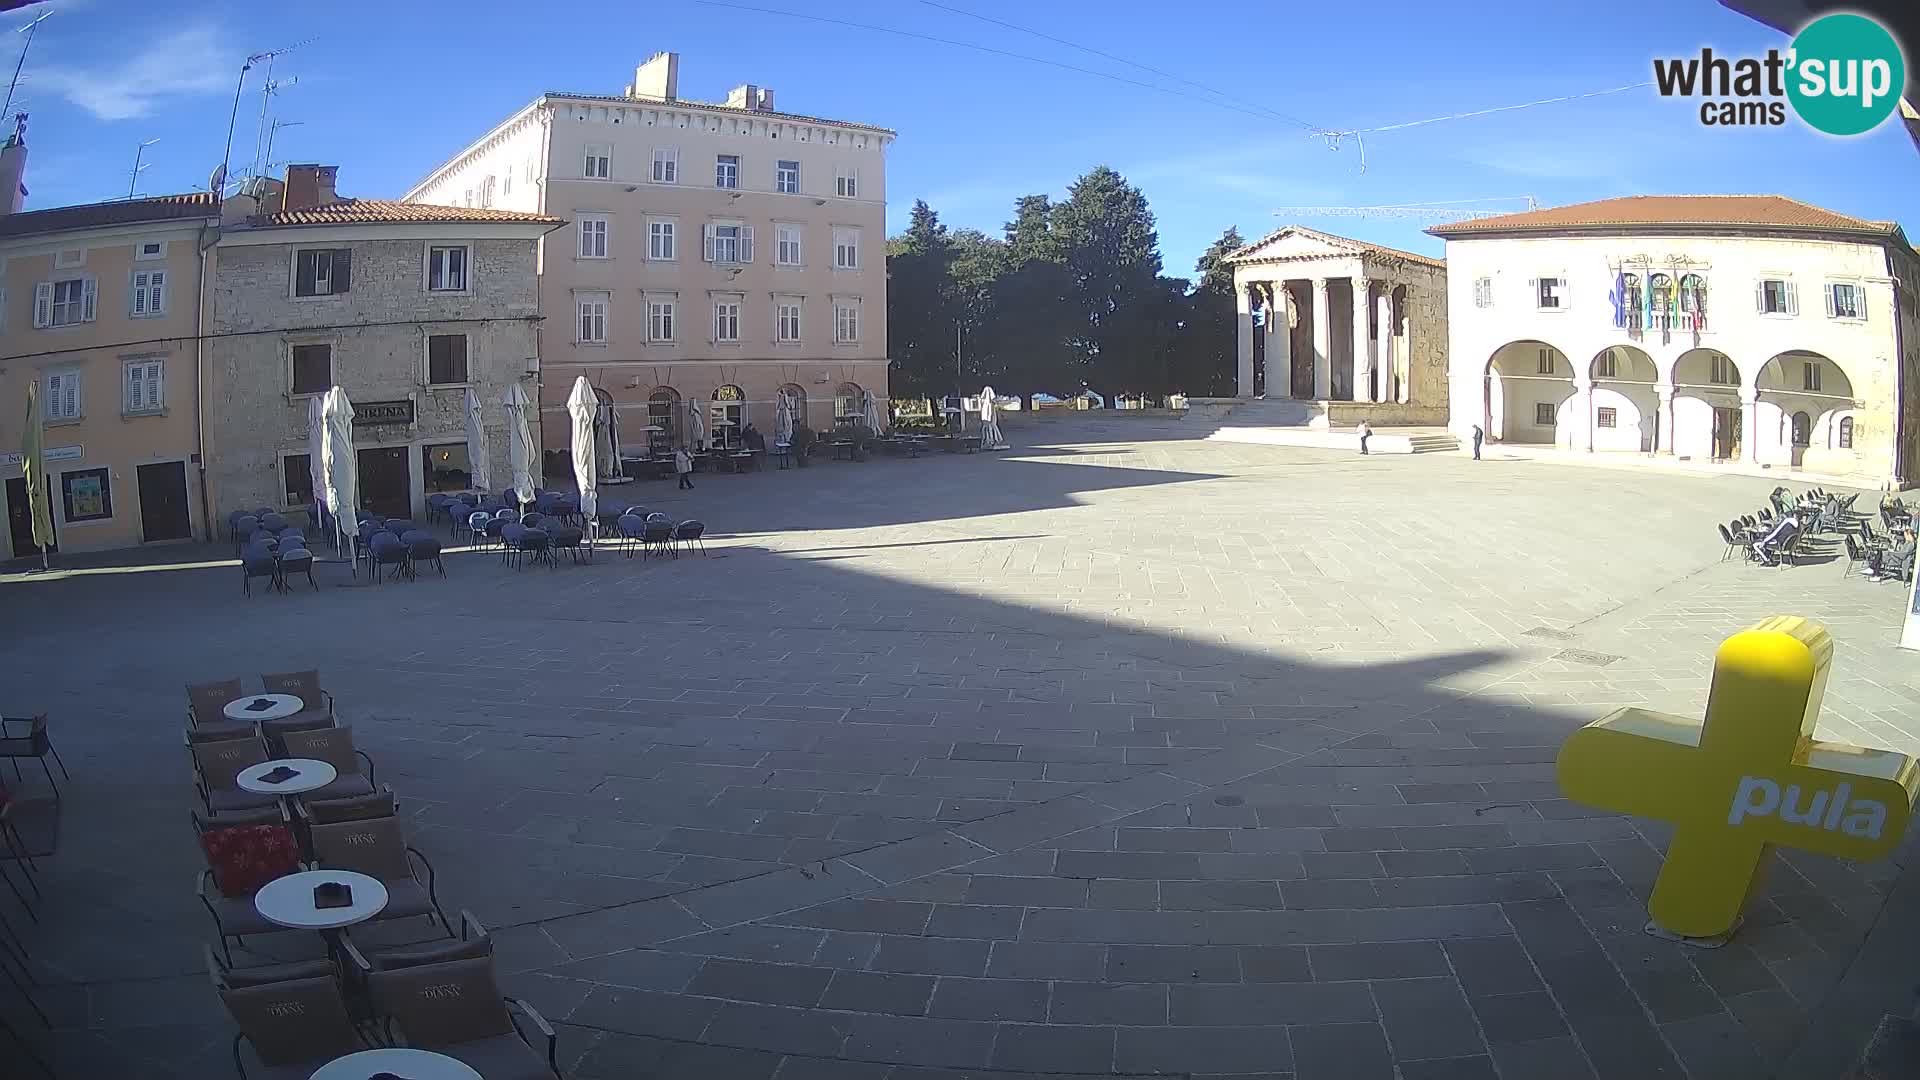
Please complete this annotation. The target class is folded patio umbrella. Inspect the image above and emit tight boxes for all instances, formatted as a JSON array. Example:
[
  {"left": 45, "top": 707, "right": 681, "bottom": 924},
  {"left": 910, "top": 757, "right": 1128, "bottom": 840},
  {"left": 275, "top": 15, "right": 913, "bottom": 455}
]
[
  {"left": 307, "top": 394, "right": 327, "bottom": 535},
  {"left": 504, "top": 381, "right": 538, "bottom": 509},
  {"left": 464, "top": 387, "right": 492, "bottom": 496},
  {"left": 567, "top": 376, "right": 599, "bottom": 528},
  {"left": 320, "top": 386, "right": 360, "bottom": 553},
  {"left": 687, "top": 395, "right": 707, "bottom": 450}
]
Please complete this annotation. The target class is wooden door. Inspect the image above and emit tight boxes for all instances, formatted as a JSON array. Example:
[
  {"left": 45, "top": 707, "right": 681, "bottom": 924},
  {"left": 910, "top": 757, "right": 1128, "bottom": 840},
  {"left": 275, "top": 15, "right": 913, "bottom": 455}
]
[
  {"left": 137, "top": 461, "right": 193, "bottom": 542},
  {"left": 5, "top": 477, "right": 54, "bottom": 558},
  {"left": 356, "top": 447, "right": 412, "bottom": 521}
]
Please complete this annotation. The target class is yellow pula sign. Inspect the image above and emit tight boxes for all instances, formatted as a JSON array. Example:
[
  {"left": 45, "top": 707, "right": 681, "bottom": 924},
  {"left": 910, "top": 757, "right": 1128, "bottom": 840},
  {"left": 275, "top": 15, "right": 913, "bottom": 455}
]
[{"left": 1556, "top": 616, "right": 1920, "bottom": 941}]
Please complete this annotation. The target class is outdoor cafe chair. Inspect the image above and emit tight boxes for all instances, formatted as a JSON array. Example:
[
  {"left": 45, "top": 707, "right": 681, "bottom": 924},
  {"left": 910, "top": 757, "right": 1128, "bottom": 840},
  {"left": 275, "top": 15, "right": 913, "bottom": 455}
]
[
  {"left": 384, "top": 519, "right": 417, "bottom": 538},
  {"left": 196, "top": 821, "right": 304, "bottom": 967},
  {"left": 274, "top": 726, "right": 376, "bottom": 802},
  {"left": 232, "top": 515, "right": 259, "bottom": 553},
  {"left": 276, "top": 545, "right": 318, "bottom": 592},
  {"left": 425, "top": 492, "right": 450, "bottom": 525},
  {"left": 188, "top": 679, "right": 246, "bottom": 729},
  {"left": 671, "top": 520, "right": 706, "bottom": 557},
  {"left": 516, "top": 527, "right": 553, "bottom": 570},
  {"left": 0, "top": 716, "right": 68, "bottom": 802},
  {"left": 500, "top": 523, "right": 527, "bottom": 566},
  {"left": 191, "top": 735, "right": 281, "bottom": 816},
  {"left": 259, "top": 513, "right": 287, "bottom": 534},
  {"left": 461, "top": 510, "right": 491, "bottom": 546},
  {"left": 369, "top": 533, "right": 409, "bottom": 583},
  {"left": 299, "top": 785, "right": 398, "bottom": 826},
  {"left": 307, "top": 814, "right": 454, "bottom": 935},
  {"left": 640, "top": 519, "right": 673, "bottom": 557},
  {"left": 242, "top": 546, "right": 280, "bottom": 597},
  {"left": 405, "top": 534, "right": 446, "bottom": 577},
  {"left": 617, "top": 514, "right": 646, "bottom": 557},
  {"left": 520, "top": 512, "right": 546, "bottom": 531},
  {"left": 350, "top": 919, "right": 561, "bottom": 1080},
  {"left": 208, "top": 949, "right": 372, "bottom": 1078},
  {"left": 261, "top": 670, "right": 334, "bottom": 722}
]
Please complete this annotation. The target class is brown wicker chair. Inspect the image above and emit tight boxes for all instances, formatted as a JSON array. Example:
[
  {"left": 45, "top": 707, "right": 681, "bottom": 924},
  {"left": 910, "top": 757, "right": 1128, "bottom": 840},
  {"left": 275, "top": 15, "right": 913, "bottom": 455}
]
[
  {"left": 273, "top": 726, "right": 375, "bottom": 801},
  {"left": 306, "top": 815, "right": 452, "bottom": 936},
  {"left": 0, "top": 716, "right": 68, "bottom": 799},
  {"left": 208, "top": 947, "right": 370, "bottom": 1079},
  {"left": 259, "top": 670, "right": 333, "bottom": 721},
  {"left": 189, "top": 736, "right": 279, "bottom": 814},
  {"left": 187, "top": 678, "right": 245, "bottom": 728},
  {"left": 299, "top": 785, "right": 398, "bottom": 825},
  {"left": 350, "top": 915, "right": 559, "bottom": 1080}
]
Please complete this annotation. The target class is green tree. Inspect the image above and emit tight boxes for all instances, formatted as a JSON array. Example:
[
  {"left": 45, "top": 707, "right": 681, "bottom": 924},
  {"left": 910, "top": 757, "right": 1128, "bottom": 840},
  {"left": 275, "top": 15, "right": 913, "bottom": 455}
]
[
  {"left": 885, "top": 200, "right": 957, "bottom": 398},
  {"left": 1003, "top": 194, "right": 1062, "bottom": 265},
  {"left": 1172, "top": 226, "right": 1247, "bottom": 396},
  {"left": 1052, "top": 166, "right": 1164, "bottom": 395}
]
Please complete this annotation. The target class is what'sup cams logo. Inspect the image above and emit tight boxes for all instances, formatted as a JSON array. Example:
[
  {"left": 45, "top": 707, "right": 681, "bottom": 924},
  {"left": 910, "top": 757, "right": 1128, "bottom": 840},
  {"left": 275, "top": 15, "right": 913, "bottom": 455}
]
[{"left": 1654, "top": 12, "right": 1906, "bottom": 136}]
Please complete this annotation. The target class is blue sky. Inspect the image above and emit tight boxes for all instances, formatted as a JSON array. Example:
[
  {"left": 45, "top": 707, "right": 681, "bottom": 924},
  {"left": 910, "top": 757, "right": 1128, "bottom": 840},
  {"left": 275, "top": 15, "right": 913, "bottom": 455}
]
[{"left": 5, "top": 0, "right": 1916, "bottom": 277}]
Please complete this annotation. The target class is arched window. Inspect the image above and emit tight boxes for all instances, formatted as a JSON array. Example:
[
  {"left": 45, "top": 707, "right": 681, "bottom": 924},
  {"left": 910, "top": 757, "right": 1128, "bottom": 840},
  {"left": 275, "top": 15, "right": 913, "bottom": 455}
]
[
  {"left": 1620, "top": 273, "right": 1642, "bottom": 331},
  {"left": 1791, "top": 411, "right": 1811, "bottom": 447},
  {"left": 778, "top": 383, "right": 808, "bottom": 431},
  {"left": 1838, "top": 416, "right": 1854, "bottom": 449},
  {"left": 835, "top": 382, "right": 863, "bottom": 423},
  {"left": 711, "top": 384, "right": 745, "bottom": 449},
  {"left": 648, "top": 388, "right": 679, "bottom": 452},
  {"left": 1648, "top": 274, "right": 1674, "bottom": 330},
  {"left": 1679, "top": 273, "right": 1707, "bottom": 331}
]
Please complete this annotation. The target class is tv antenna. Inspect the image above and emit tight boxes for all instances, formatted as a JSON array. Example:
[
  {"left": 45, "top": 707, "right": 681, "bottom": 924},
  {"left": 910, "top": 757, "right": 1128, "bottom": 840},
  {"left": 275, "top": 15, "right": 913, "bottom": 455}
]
[
  {"left": 128, "top": 137, "right": 159, "bottom": 199},
  {"left": 2, "top": 9, "right": 52, "bottom": 120},
  {"left": 263, "top": 118, "right": 303, "bottom": 174},
  {"left": 252, "top": 69, "right": 300, "bottom": 177}
]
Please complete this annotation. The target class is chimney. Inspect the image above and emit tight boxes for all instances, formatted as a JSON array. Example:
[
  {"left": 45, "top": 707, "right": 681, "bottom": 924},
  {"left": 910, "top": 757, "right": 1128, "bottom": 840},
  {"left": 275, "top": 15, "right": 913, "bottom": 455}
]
[
  {"left": 282, "top": 164, "right": 338, "bottom": 211},
  {"left": 631, "top": 52, "right": 679, "bottom": 101},
  {"left": 725, "top": 84, "right": 775, "bottom": 112},
  {"left": 0, "top": 113, "right": 28, "bottom": 216}
]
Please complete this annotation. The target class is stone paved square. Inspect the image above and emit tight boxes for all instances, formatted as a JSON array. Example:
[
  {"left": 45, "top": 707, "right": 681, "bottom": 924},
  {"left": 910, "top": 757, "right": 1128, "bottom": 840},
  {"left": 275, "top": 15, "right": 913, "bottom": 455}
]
[{"left": 4, "top": 413, "right": 1917, "bottom": 1078}]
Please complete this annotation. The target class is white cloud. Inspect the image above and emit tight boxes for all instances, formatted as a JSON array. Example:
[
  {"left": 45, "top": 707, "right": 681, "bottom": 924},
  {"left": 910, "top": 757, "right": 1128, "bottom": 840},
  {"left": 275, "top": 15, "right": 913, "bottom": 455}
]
[{"left": 32, "top": 26, "right": 233, "bottom": 121}]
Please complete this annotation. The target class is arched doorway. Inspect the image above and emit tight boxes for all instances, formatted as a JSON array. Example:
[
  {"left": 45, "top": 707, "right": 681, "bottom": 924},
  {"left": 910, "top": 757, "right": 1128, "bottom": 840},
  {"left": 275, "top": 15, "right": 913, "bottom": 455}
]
[
  {"left": 647, "top": 387, "right": 679, "bottom": 454},
  {"left": 1756, "top": 351, "right": 1856, "bottom": 470},
  {"left": 1589, "top": 346, "right": 1657, "bottom": 452},
  {"left": 834, "top": 382, "right": 863, "bottom": 425},
  {"left": 778, "top": 383, "right": 809, "bottom": 433},
  {"left": 1484, "top": 341, "right": 1573, "bottom": 446},
  {"left": 1671, "top": 348, "right": 1741, "bottom": 461},
  {"left": 711, "top": 384, "right": 745, "bottom": 449}
]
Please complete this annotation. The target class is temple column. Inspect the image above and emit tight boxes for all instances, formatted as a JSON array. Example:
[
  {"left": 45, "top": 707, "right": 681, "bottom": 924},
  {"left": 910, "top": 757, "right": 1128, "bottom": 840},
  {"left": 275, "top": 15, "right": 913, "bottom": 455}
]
[
  {"left": 1270, "top": 284, "right": 1293, "bottom": 400},
  {"left": 1235, "top": 286, "right": 1255, "bottom": 398},
  {"left": 1350, "top": 275, "right": 1372, "bottom": 403},
  {"left": 1312, "top": 278, "right": 1332, "bottom": 400},
  {"left": 1375, "top": 288, "right": 1393, "bottom": 405}
]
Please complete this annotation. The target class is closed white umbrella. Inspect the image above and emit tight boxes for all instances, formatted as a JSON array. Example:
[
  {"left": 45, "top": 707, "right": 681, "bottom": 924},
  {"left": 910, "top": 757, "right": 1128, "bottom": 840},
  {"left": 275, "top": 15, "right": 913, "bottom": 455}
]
[
  {"left": 320, "top": 386, "right": 359, "bottom": 553},
  {"left": 687, "top": 395, "right": 707, "bottom": 450},
  {"left": 567, "top": 377, "right": 599, "bottom": 530},
  {"left": 774, "top": 389, "right": 795, "bottom": 446},
  {"left": 504, "top": 382, "right": 538, "bottom": 510},
  {"left": 979, "top": 385, "right": 1008, "bottom": 450},
  {"left": 864, "top": 390, "right": 886, "bottom": 434},
  {"left": 306, "top": 394, "right": 327, "bottom": 535},
  {"left": 463, "top": 387, "right": 491, "bottom": 497}
]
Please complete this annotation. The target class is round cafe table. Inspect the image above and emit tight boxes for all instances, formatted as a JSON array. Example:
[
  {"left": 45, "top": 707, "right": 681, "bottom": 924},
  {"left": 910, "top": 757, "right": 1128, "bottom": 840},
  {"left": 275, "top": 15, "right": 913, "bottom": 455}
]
[
  {"left": 255, "top": 869, "right": 389, "bottom": 932},
  {"left": 223, "top": 693, "right": 305, "bottom": 724},
  {"left": 236, "top": 758, "right": 338, "bottom": 800},
  {"left": 309, "top": 1047, "right": 482, "bottom": 1080}
]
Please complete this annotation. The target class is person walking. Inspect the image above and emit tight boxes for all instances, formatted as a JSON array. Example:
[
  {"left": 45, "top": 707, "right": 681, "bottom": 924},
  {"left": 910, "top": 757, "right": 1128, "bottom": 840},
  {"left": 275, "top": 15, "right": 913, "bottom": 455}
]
[
  {"left": 1470, "top": 423, "right": 1485, "bottom": 461},
  {"left": 674, "top": 447, "right": 694, "bottom": 490},
  {"left": 1357, "top": 420, "right": 1372, "bottom": 456}
]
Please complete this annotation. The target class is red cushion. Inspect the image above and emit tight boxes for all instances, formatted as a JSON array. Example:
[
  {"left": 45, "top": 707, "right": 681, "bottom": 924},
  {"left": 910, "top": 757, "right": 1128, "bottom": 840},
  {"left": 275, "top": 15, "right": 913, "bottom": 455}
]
[{"left": 200, "top": 825, "right": 299, "bottom": 898}]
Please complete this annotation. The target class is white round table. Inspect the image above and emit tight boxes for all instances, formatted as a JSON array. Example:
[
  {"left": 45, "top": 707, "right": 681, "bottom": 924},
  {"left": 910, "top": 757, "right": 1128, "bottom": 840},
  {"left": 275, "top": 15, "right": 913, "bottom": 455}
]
[
  {"left": 223, "top": 693, "right": 306, "bottom": 723},
  {"left": 254, "top": 870, "right": 389, "bottom": 931},
  {"left": 236, "top": 758, "right": 338, "bottom": 797},
  {"left": 309, "top": 1047, "right": 482, "bottom": 1080}
]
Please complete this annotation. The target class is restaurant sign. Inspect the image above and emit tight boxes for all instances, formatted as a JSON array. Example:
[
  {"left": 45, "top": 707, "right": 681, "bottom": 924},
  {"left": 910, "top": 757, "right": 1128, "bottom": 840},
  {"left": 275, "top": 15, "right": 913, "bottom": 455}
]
[
  {"left": 353, "top": 400, "right": 415, "bottom": 426},
  {"left": 0, "top": 445, "right": 82, "bottom": 467}
]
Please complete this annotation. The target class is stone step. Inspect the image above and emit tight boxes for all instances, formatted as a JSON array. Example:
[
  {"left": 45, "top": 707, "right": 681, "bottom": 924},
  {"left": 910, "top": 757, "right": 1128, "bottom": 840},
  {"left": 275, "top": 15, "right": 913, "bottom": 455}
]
[{"left": 1406, "top": 435, "right": 1460, "bottom": 454}]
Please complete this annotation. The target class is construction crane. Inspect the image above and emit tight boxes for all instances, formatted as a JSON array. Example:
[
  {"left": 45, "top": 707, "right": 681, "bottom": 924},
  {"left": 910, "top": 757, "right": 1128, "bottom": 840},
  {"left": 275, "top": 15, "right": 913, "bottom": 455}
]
[{"left": 1271, "top": 196, "right": 1539, "bottom": 223}]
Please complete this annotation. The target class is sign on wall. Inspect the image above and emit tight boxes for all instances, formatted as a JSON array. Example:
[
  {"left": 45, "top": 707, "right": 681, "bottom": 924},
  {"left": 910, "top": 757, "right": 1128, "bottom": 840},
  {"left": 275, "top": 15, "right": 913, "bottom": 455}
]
[
  {"left": 352, "top": 400, "right": 415, "bottom": 426},
  {"left": 0, "top": 445, "right": 82, "bottom": 467}
]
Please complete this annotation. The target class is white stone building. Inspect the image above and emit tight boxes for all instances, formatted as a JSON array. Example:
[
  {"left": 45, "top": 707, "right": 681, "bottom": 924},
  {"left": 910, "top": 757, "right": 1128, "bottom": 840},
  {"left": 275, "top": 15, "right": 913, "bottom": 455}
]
[
  {"left": 402, "top": 52, "right": 894, "bottom": 455},
  {"left": 204, "top": 166, "right": 560, "bottom": 522},
  {"left": 1431, "top": 195, "right": 1920, "bottom": 487},
  {"left": 1226, "top": 227, "right": 1449, "bottom": 427}
]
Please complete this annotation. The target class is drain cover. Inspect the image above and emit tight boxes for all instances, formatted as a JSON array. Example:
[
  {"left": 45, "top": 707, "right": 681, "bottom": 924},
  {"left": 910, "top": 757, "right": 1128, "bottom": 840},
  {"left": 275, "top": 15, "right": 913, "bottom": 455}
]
[
  {"left": 1555, "top": 648, "right": 1624, "bottom": 667},
  {"left": 1523, "top": 627, "right": 1577, "bottom": 641},
  {"left": 1214, "top": 794, "right": 1245, "bottom": 807}
]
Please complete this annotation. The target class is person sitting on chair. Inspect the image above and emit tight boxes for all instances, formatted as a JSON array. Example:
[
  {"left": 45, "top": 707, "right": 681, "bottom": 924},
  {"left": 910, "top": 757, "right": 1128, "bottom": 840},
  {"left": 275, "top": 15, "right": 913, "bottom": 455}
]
[
  {"left": 1751, "top": 512, "right": 1799, "bottom": 566},
  {"left": 1867, "top": 530, "right": 1917, "bottom": 581}
]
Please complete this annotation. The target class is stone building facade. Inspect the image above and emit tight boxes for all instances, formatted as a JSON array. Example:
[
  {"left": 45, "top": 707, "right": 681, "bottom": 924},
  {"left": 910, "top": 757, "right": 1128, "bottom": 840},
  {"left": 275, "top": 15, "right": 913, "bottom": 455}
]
[
  {"left": 403, "top": 52, "right": 894, "bottom": 452},
  {"left": 1227, "top": 226, "right": 1449, "bottom": 427},
  {"left": 204, "top": 166, "right": 560, "bottom": 522},
  {"left": 1432, "top": 195, "right": 1920, "bottom": 488}
]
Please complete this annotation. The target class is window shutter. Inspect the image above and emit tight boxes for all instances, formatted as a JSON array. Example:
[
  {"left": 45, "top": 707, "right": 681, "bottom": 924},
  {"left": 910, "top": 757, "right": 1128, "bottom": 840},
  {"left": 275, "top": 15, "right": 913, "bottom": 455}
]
[
  {"left": 1824, "top": 284, "right": 1836, "bottom": 318},
  {"left": 34, "top": 283, "right": 51, "bottom": 328},
  {"left": 1785, "top": 281, "right": 1798, "bottom": 316},
  {"left": 740, "top": 226, "right": 754, "bottom": 264},
  {"left": 1560, "top": 277, "right": 1570, "bottom": 309},
  {"left": 45, "top": 372, "right": 61, "bottom": 417},
  {"left": 703, "top": 225, "right": 717, "bottom": 262},
  {"left": 82, "top": 278, "right": 96, "bottom": 321},
  {"left": 146, "top": 362, "right": 162, "bottom": 408},
  {"left": 333, "top": 250, "right": 352, "bottom": 293},
  {"left": 1755, "top": 280, "right": 1766, "bottom": 312},
  {"left": 1860, "top": 288, "right": 1869, "bottom": 322},
  {"left": 125, "top": 364, "right": 140, "bottom": 411},
  {"left": 132, "top": 275, "right": 147, "bottom": 315}
]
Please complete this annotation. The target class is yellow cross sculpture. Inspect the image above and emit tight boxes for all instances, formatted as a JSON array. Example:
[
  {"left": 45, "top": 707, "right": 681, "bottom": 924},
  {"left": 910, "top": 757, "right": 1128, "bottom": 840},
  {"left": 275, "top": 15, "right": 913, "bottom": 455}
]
[{"left": 1556, "top": 616, "right": 1920, "bottom": 940}]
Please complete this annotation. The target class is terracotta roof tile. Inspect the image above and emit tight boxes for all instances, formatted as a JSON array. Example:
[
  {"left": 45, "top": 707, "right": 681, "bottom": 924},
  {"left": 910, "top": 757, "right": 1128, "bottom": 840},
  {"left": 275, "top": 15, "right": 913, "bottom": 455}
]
[
  {"left": 255, "top": 199, "right": 562, "bottom": 227},
  {"left": 0, "top": 192, "right": 216, "bottom": 240},
  {"left": 548, "top": 91, "right": 895, "bottom": 136},
  {"left": 1427, "top": 195, "right": 1898, "bottom": 238}
]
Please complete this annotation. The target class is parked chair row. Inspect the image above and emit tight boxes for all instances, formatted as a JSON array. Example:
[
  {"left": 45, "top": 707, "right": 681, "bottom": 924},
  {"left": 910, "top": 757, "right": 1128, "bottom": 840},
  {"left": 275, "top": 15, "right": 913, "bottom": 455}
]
[{"left": 614, "top": 512, "right": 706, "bottom": 558}]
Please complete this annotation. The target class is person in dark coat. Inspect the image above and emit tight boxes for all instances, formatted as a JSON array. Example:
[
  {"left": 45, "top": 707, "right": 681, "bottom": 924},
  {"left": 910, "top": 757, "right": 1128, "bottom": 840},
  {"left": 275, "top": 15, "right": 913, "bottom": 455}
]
[{"left": 1470, "top": 423, "right": 1485, "bottom": 460}]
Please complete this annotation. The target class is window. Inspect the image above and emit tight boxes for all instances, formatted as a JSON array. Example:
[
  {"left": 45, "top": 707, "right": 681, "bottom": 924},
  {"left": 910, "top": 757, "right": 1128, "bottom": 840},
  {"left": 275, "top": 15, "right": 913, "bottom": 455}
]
[
  {"left": 1534, "top": 402, "right": 1556, "bottom": 427},
  {"left": 462, "top": 189, "right": 473, "bottom": 207},
  {"left": 776, "top": 224, "right": 803, "bottom": 266},
  {"left": 1826, "top": 282, "right": 1865, "bottom": 320},
  {"left": 1594, "top": 352, "right": 1618, "bottom": 379},
  {"left": 1679, "top": 273, "right": 1707, "bottom": 329},
  {"left": 290, "top": 344, "right": 332, "bottom": 395},
  {"left": 60, "top": 468, "right": 112, "bottom": 523},
  {"left": 54, "top": 248, "right": 82, "bottom": 269},
  {"left": 283, "top": 453, "right": 314, "bottom": 508},
  {"left": 502, "top": 170, "right": 512, "bottom": 196},
  {"left": 131, "top": 269, "right": 167, "bottom": 316},
  {"left": 34, "top": 278, "right": 95, "bottom": 327},
  {"left": 713, "top": 300, "right": 741, "bottom": 343},
  {"left": 777, "top": 300, "right": 801, "bottom": 342},
  {"left": 835, "top": 166, "right": 859, "bottom": 198},
  {"left": 578, "top": 293, "right": 609, "bottom": 343},
  {"left": 136, "top": 241, "right": 166, "bottom": 261},
  {"left": 1596, "top": 407, "right": 1617, "bottom": 429},
  {"left": 1535, "top": 276, "right": 1565, "bottom": 310},
  {"left": 480, "top": 176, "right": 496, "bottom": 208},
  {"left": 648, "top": 220, "right": 676, "bottom": 261},
  {"left": 578, "top": 215, "right": 609, "bottom": 258},
  {"left": 715, "top": 154, "right": 739, "bottom": 189},
  {"left": 427, "top": 334, "right": 468, "bottom": 385},
  {"left": 648, "top": 390, "right": 678, "bottom": 448},
  {"left": 647, "top": 299, "right": 676, "bottom": 342},
  {"left": 1759, "top": 278, "right": 1798, "bottom": 316},
  {"left": 1473, "top": 277, "right": 1492, "bottom": 308},
  {"left": 427, "top": 245, "right": 468, "bottom": 292},
  {"left": 704, "top": 223, "right": 753, "bottom": 264},
  {"left": 123, "top": 358, "right": 163, "bottom": 414},
  {"left": 1536, "top": 349, "right": 1555, "bottom": 376},
  {"left": 422, "top": 443, "right": 473, "bottom": 493},
  {"left": 834, "top": 300, "right": 860, "bottom": 344},
  {"left": 652, "top": 146, "right": 678, "bottom": 183},
  {"left": 1803, "top": 361, "right": 1822, "bottom": 392},
  {"left": 44, "top": 369, "right": 81, "bottom": 420},
  {"left": 833, "top": 228, "right": 860, "bottom": 270},
  {"left": 1711, "top": 354, "right": 1735, "bottom": 385},
  {"left": 711, "top": 385, "right": 745, "bottom": 448},
  {"left": 583, "top": 143, "right": 611, "bottom": 179},
  {"left": 294, "top": 249, "right": 350, "bottom": 297},
  {"left": 1791, "top": 411, "right": 1811, "bottom": 446},
  {"left": 1839, "top": 416, "right": 1855, "bottom": 449},
  {"left": 776, "top": 159, "right": 799, "bottom": 194}
]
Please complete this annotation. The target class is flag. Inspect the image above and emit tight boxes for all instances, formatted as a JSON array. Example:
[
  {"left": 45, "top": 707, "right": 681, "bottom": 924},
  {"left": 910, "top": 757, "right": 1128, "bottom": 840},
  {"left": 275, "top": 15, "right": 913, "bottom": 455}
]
[{"left": 1609, "top": 268, "right": 1625, "bottom": 328}]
